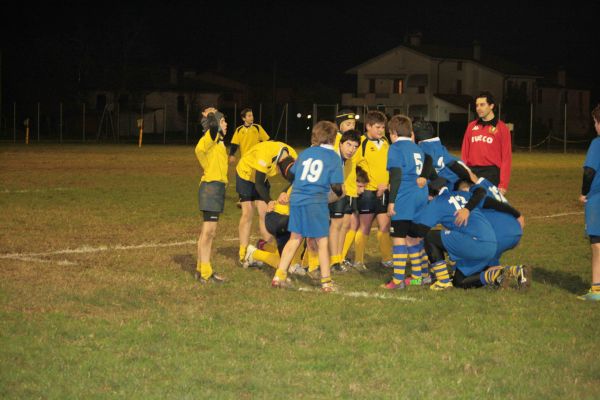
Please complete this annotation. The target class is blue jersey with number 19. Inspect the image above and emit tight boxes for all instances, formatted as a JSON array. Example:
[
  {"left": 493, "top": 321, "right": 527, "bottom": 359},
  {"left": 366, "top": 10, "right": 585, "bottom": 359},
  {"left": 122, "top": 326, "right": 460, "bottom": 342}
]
[{"left": 290, "top": 145, "right": 344, "bottom": 206}]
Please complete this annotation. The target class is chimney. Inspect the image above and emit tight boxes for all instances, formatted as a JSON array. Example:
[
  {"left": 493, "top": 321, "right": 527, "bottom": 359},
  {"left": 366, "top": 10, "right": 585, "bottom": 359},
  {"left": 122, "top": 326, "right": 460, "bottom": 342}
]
[
  {"left": 169, "top": 66, "right": 178, "bottom": 85},
  {"left": 473, "top": 40, "right": 481, "bottom": 61},
  {"left": 557, "top": 67, "right": 566, "bottom": 87},
  {"left": 408, "top": 31, "right": 422, "bottom": 47}
]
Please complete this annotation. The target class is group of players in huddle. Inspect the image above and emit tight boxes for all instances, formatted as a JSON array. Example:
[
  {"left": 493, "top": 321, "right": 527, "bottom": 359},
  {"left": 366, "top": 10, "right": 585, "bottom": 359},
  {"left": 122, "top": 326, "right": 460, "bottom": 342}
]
[{"left": 193, "top": 104, "right": 532, "bottom": 293}]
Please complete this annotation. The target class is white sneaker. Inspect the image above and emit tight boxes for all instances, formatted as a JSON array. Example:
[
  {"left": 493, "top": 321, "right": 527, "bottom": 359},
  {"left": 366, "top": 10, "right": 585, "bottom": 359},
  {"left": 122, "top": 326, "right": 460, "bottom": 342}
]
[
  {"left": 288, "top": 263, "right": 306, "bottom": 276},
  {"left": 243, "top": 244, "right": 257, "bottom": 267}
]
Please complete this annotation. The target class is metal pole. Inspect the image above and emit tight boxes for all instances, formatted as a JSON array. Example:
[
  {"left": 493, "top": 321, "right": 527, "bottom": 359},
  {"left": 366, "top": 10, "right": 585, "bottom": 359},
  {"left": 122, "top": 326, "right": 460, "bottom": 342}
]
[
  {"left": 312, "top": 103, "right": 317, "bottom": 127},
  {"left": 233, "top": 102, "right": 237, "bottom": 130},
  {"left": 82, "top": 103, "right": 86, "bottom": 142},
  {"left": 285, "top": 103, "right": 288, "bottom": 143},
  {"left": 185, "top": 103, "right": 190, "bottom": 145},
  {"left": 116, "top": 103, "right": 120, "bottom": 143},
  {"left": 563, "top": 102, "right": 567, "bottom": 154},
  {"left": 37, "top": 102, "right": 40, "bottom": 142},
  {"left": 259, "top": 103, "right": 262, "bottom": 124},
  {"left": 335, "top": 103, "right": 339, "bottom": 118},
  {"left": 436, "top": 105, "right": 440, "bottom": 136},
  {"left": 529, "top": 102, "right": 533, "bottom": 152},
  {"left": 467, "top": 103, "right": 471, "bottom": 123},
  {"left": 498, "top": 103, "right": 502, "bottom": 121},
  {"left": 59, "top": 102, "right": 63, "bottom": 143},
  {"left": 163, "top": 103, "right": 166, "bottom": 144},
  {"left": 12, "top": 102, "right": 15, "bottom": 143}
]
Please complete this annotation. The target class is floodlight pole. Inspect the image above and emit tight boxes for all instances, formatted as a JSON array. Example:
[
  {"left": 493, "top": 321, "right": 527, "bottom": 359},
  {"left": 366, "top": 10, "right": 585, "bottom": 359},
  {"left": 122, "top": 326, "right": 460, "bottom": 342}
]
[
  {"left": 37, "top": 102, "right": 40, "bottom": 142},
  {"left": 563, "top": 102, "right": 567, "bottom": 154},
  {"left": 529, "top": 102, "right": 533, "bottom": 152},
  {"left": 163, "top": 103, "right": 166, "bottom": 144},
  {"left": 185, "top": 103, "right": 190, "bottom": 145},
  {"left": 82, "top": 103, "right": 86, "bottom": 142}
]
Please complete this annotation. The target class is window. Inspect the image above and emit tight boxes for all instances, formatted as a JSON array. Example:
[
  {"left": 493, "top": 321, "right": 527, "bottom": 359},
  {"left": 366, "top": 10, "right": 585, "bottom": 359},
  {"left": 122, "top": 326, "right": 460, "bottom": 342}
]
[
  {"left": 457, "top": 80, "right": 462, "bottom": 94},
  {"left": 369, "top": 79, "right": 375, "bottom": 93},
  {"left": 177, "top": 95, "right": 185, "bottom": 112},
  {"left": 418, "top": 86, "right": 425, "bottom": 94},
  {"left": 393, "top": 79, "right": 404, "bottom": 94},
  {"left": 537, "top": 89, "right": 543, "bottom": 104},
  {"left": 457, "top": 61, "right": 462, "bottom": 71}
]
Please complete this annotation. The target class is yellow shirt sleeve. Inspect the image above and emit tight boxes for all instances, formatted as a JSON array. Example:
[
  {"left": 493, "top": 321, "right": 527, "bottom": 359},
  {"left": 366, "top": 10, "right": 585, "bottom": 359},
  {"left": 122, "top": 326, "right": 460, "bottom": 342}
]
[
  {"left": 258, "top": 125, "right": 270, "bottom": 141},
  {"left": 230, "top": 127, "right": 241, "bottom": 145}
]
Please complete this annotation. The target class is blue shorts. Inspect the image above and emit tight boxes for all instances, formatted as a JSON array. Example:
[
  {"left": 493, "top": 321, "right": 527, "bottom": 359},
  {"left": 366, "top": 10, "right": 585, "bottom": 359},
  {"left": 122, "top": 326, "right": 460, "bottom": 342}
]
[
  {"left": 585, "top": 194, "right": 600, "bottom": 237},
  {"left": 488, "top": 233, "right": 522, "bottom": 266},
  {"left": 392, "top": 186, "right": 428, "bottom": 221},
  {"left": 441, "top": 230, "right": 496, "bottom": 276},
  {"left": 288, "top": 202, "right": 330, "bottom": 238}
]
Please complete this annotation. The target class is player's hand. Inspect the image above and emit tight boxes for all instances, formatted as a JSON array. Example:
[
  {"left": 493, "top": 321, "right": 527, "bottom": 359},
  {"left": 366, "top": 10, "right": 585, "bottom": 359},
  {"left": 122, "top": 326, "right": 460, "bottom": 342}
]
[
  {"left": 416, "top": 177, "right": 427, "bottom": 188},
  {"left": 499, "top": 187, "right": 508, "bottom": 195},
  {"left": 202, "top": 107, "right": 217, "bottom": 118},
  {"left": 454, "top": 208, "right": 470, "bottom": 226},
  {"left": 267, "top": 201, "right": 276, "bottom": 212},
  {"left": 376, "top": 184, "right": 388, "bottom": 197},
  {"left": 517, "top": 215, "right": 525, "bottom": 229},
  {"left": 228, "top": 155, "right": 236, "bottom": 164},
  {"left": 579, "top": 195, "right": 588, "bottom": 203},
  {"left": 387, "top": 203, "right": 396, "bottom": 218},
  {"left": 277, "top": 192, "right": 289, "bottom": 205}
]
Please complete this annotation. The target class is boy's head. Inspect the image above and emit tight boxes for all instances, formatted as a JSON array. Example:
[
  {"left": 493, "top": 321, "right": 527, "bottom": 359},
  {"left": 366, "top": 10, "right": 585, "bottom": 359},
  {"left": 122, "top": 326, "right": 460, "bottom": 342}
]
[
  {"left": 592, "top": 104, "right": 600, "bottom": 135},
  {"left": 475, "top": 91, "right": 495, "bottom": 120},
  {"left": 388, "top": 114, "right": 413, "bottom": 142},
  {"left": 241, "top": 108, "right": 254, "bottom": 125},
  {"left": 356, "top": 166, "right": 369, "bottom": 195},
  {"left": 339, "top": 129, "right": 361, "bottom": 160},
  {"left": 311, "top": 121, "right": 338, "bottom": 146},
  {"left": 413, "top": 120, "right": 436, "bottom": 142},
  {"left": 335, "top": 109, "right": 358, "bottom": 133},
  {"left": 364, "top": 111, "right": 387, "bottom": 140},
  {"left": 206, "top": 111, "right": 227, "bottom": 135}
]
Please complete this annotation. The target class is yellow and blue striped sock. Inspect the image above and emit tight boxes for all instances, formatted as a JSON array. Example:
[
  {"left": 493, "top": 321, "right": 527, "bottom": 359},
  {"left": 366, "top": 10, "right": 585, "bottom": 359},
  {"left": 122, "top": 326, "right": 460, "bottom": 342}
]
[
  {"left": 407, "top": 244, "right": 423, "bottom": 279},
  {"left": 480, "top": 268, "right": 502, "bottom": 285},
  {"left": 392, "top": 245, "right": 408, "bottom": 284},
  {"left": 503, "top": 265, "right": 521, "bottom": 276},
  {"left": 431, "top": 261, "right": 451, "bottom": 284},
  {"left": 419, "top": 248, "right": 429, "bottom": 278}
]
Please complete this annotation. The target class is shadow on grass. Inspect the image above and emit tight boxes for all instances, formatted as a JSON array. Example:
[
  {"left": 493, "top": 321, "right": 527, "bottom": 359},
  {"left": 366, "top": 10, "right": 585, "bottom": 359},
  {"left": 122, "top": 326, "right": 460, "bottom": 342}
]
[
  {"left": 533, "top": 266, "right": 588, "bottom": 294},
  {"left": 172, "top": 254, "right": 196, "bottom": 277}
]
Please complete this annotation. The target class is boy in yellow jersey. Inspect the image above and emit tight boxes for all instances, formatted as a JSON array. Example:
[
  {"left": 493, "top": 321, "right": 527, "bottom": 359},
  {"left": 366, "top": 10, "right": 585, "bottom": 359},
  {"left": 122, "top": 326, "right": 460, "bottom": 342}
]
[
  {"left": 228, "top": 108, "right": 270, "bottom": 163},
  {"left": 194, "top": 112, "right": 228, "bottom": 284},
  {"left": 354, "top": 110, "right": 393, "bottom": 270},
  {"left": 329, "top": 128, "right": 361, "bottom": 273},
  {"left": 236, "top": 140, "right": 298, "bottom": 267}
]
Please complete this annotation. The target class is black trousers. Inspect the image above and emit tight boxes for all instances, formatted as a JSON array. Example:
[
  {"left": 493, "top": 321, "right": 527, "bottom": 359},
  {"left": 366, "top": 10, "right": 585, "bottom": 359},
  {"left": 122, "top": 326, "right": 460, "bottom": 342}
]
[{"left": 469, "top": 165, "right": 500, "bottom": 187}]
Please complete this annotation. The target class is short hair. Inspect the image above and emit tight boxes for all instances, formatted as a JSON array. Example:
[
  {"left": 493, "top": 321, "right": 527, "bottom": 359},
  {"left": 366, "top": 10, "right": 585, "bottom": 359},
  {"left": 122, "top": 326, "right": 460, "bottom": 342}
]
[
  {"left": 311, "top": 121, "right": 338, "bottom": 146},
  {"left": 476, "top": 91, "right": 495, "bottom": 107},
  {"left": 240, "top": 108, "right": 253, "bottom": 119},
  {"left": 356, "top": 166, "right": 369, "bottom": 183},
  {"left": 364, "top": 110, "right": 387, "bottom": 127},
  {"left": 340, "top": 129, "right": 361, "bottom": 145},
  {"left": 592, "top": 104, "right": 600, "bottom": 123},
  {"left": 388, "top": 114, "right": 413, "bottom": 137}
]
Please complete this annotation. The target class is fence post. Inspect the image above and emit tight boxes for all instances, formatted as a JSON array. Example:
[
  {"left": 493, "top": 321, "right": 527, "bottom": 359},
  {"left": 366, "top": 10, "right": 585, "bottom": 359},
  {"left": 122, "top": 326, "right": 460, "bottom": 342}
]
[
  {"left": 59, "top": 102, "right": 63, "bottom": 143},
  {"left": 498, "top": 103, "right": 502, "bottom": 121},
  {"left": 13, "top": 102, "right": 16, "bottom": 143},
  {"left": 563, "top": 102, "right": 567, "bottom": 154},
  {"left": 185, "top": 103, "right": 190, "bottom": 145},
  {"left": 285, "top": 103, "right": 288, "bottom": 143},
  {"left": 529, "top": 102, "right": 533, "bottom": 152},
  {"left": 467, "top": 103, "right": 471, "bottom": 123},
  {"left": 139, "top": 102, "right": 144, "bottom": 148},
  {"left": 37, "top": 102, "right": 40, "bottom": 142},
  {"left": 259, "top": 103, "right": 262, "bottom": 125},
  {"left": 116, "top": 103, "right": 120, "bottom": 143},
  {"left": 233, "top": 102, "right": 237, "bottom": 130},
  {"left": 82, "top": 103, "right": 86, "bottom": 142},
  {"left": 163, "top": 103, "right": 166, "bottom": 144},
  {"left": 436, "top": 105, "right": 440, "bottom": 136}
]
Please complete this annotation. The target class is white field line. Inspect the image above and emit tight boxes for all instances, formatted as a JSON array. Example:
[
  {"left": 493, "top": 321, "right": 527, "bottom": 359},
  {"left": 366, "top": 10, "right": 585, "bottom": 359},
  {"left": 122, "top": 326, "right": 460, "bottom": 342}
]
[
  {"left": 0, "top": 210, "right": 584, "bottom": 265},
  {"left": 0, "top": 187, "right": 70, "bottom": 194},
  {"left": 297, "top": 287, "right": 418, "bottom": 301}
]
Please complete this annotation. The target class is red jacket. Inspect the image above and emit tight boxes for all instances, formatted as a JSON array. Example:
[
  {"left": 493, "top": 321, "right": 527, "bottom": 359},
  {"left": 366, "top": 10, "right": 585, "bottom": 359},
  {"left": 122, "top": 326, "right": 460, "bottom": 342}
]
[{"left": 461, "top": 118, "right": 512, "bottom": 190}]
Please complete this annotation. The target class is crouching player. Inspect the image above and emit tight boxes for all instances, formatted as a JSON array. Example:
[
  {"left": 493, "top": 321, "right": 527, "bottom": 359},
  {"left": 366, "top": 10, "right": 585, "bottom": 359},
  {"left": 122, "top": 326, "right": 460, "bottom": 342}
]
[
  {"left": 383, "top": 115, "right": 431, "bottom": 289},
  {"left": 412, "top": 185, "right": 498, "bottom": 290},
  {"left": 194, "top": 112, "right": 228, "bottom": 284},
  {"left": 272, "top": 121, "right": 344, "bottom": 292}
]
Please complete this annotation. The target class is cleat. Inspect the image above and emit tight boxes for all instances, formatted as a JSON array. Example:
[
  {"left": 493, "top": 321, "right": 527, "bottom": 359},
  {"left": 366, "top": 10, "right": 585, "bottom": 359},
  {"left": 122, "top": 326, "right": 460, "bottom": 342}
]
[
  {"left": 331, "top": 262, "right": 348, "bottom": 273},
  {"left": 306, "top": 269, "right": 322, "bottom": 281},
  {"left": 242, "top": 244, "right": 257, "bottom": 268},
  {"left": 421, "top": 275, "right": 433, "bottom": 285},
  {"left": 516, "top": 265, "right": 531, "bottom": 290},
  {"left": 430, "top": 281, "right": 453, "bottom": 291},
  {"left": 288, "top": 263, "right": 306, "bottom": 276},
  {"left": 381, "top": 280, "right": 406, "bottom": 290},
  {"left": 577, "top": 290, "right": 600, "bottom": 301},
  {"left": 321, "top": 281, "right": 337, "bottom": 292},
  {"left": 341, "top": 259, "right": 353, "bottom": 269},
  {"left": 381, "top": 260, "right": 393, "bottom": 268},
  {"left": 352, "top": 261, "right": 368, "bottom": 271},
  {"left": 271, "top": 277, "right": 294, "bottom": 289},
  {"left": 404, "top": 276, "right": 423, "bottom": 286},
  {"left": 194, "top": 271, "right": 226, "bottom": 284}
]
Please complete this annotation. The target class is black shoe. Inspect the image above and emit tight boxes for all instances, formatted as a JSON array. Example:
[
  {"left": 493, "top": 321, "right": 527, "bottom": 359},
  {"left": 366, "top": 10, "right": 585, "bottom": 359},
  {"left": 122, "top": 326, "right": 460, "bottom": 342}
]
[
  {"left": 332, "top": 262, "right": 348, "bottom": 273},
  {"left": 195, "top": 271, "right": 225, "bottom": 284}
]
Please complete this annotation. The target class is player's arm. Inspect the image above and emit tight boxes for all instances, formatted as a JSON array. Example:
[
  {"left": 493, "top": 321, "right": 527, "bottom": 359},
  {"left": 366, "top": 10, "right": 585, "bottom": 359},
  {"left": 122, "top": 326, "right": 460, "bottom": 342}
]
[
  {"left": 420, "top": 154, "right": 436, "bottom": 180},
  {"left": 254, "top": 171, "right": 271, "bottom": 203},
  {"left": 447, "top": 160, "right": 471, "bottom": 181},
  {"left": 258, "top": 125, "right": 270, "bottom": 141},
  {"left": 454, "top": 187, "right": 486, "bottom": 226},
  {"left": 482, "top": 197, "right": 521, "bottom": 218},
  {"left": 498, "top": 126, "right": 513, "bottom": 192},
  {"left": 229, "top": 143, "right": 239, "bottom": 157},
  {"left": 582, "top": 167, "right": 596, "bottom": 197}
]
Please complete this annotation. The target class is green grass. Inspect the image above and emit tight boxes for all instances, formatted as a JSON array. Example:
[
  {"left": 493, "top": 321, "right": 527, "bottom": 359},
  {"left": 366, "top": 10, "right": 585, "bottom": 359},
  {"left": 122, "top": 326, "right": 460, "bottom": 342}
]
[{"left": 1, "top": 144, "right": 599, "bottom": 399}]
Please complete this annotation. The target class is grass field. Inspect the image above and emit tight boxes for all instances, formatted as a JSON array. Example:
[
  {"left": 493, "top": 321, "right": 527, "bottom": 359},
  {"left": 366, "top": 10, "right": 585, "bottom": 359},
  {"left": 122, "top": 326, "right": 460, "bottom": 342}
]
[{"left": 1, "top": 144, "right": 599, "bottom": 399}]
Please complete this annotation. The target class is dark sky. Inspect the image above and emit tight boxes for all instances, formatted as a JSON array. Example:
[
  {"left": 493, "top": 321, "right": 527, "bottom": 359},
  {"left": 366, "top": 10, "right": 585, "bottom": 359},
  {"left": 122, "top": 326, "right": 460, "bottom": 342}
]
[{"left": 2, "top": 1, "right": 600, "bottom": 102}]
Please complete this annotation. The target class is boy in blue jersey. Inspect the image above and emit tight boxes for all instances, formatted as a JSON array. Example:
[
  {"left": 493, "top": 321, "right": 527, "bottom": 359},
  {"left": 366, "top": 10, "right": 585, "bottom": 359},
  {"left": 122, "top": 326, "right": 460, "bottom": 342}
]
[
  {"left": 413, "top": 120, "right": 472, "bottom": 190},
  {"left": 382, "top": 115, "right": 431, "bottom": 289},
  {"left": 412, "top": 185, "right": 498, "bottom": 290},
  {"left": 272, "top": 121, "right": 344, "bottom": 292},
  {"left": 578, "top": 105, "right": 600, "bottom": 301}
]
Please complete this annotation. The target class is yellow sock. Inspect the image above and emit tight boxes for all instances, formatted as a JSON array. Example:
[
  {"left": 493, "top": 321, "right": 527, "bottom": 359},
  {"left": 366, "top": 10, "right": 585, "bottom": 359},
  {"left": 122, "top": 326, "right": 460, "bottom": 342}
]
[
  {"left": 197, "top": 261, "right": 213, "bottom": 280},
  {"left": 377, "top": 231, "right": 392, "bottom": 262},
  {"left": 252, "top": 249, "right": 280, "bottom": 269},
  {"left": 354, "top": 231, "right": 366, "bottom": 263},
  {"left": 330, "top": 254, "right": 341, "bottom": 266},
  {"left": 239, "top": 246, "right": 247, "bottom": 261},
  {"left": 263, "top": 240, "right": 277, "bottom": 252},
  {"left": 308, "top": 248, "right": 319, "bottom": 272},
  {"left": 275, "top": 268, "right": 287, "bottom": 281},
  {"left": 342, "top": 230, "right": 356, "bottom": 260}
]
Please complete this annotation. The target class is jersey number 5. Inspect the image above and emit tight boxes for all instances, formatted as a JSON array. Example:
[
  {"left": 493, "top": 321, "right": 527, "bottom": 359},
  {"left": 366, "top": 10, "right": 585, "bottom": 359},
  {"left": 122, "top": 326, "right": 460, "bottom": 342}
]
[
  {"left": 300, "top": 158, "right": 324, "bottom": 182},
  {"left": 414, "top": 153, "right": 423, "bottom": 175}
]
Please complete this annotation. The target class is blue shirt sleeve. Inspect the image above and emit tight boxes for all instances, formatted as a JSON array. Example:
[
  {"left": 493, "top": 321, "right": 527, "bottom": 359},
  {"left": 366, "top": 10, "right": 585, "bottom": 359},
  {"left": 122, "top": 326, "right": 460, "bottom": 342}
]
[
  {"left": 330, "top": 153, "right": 344, "bottom": 184},
  {"left": 584, "top": 138, "right": 600, "bottom": 171}
]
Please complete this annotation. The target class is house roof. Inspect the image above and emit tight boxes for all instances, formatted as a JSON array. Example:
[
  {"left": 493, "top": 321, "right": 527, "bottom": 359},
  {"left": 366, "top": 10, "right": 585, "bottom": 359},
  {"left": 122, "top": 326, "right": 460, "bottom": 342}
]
[
  {"left": 434, "top": 94, "right": 473, "bottom": 109},
  {"left": 346, "top": 43, "right": 541, "bottom": 78}
]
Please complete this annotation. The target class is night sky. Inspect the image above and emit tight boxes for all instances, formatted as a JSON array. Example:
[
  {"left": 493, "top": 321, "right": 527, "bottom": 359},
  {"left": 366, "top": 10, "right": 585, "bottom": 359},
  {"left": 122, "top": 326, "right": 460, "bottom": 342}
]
[{"left": 2, "top": 1, "right": 600, "bottom": 104}]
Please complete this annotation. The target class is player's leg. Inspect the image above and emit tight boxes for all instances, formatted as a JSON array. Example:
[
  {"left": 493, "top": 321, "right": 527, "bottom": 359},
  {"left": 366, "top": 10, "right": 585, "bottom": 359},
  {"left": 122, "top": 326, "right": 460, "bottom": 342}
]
[
  {"left": 375, "top": 212, "right": 392, "bottom": 266},
  {"left": 342, "top": 210, "right": 359, "bottom": 263},
  {"left": 238, "top": 200, "right": 254, "bottom": 265},
  {"left": 272, "top": 232, "right": 303, "bottom": 287},
  {"left": 579, "top": 238, "right": 600, "bottom": 300},
  {"left": 425, "top": 230, "right": 452, "bottom": 290},
  {"left": 328, "top": 197, "right": 346, "bottom": 272},
  {"left": 255, "top": 199, "right": 274, "bottom": 244},
  {"left": 315, "top": 236, "right": 334, "bottom": 291},
  {"left": 196, "top": 214, "right": 224, "bottom": 283},
  {"left": 382, "top": 220, "right": 409, "bottom": 289},
  {"left": 355, "top": 212, "right": 375, "bottom": 268},
  {"left": 405, "top": 236, "right": 425, "bottom": 284}
]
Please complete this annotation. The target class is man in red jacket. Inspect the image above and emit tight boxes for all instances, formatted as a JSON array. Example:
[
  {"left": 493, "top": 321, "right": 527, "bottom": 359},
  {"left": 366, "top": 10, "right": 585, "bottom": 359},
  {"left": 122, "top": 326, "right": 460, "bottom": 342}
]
[{"left": 461, "top": 92, "right": 512, "bottom": 194}]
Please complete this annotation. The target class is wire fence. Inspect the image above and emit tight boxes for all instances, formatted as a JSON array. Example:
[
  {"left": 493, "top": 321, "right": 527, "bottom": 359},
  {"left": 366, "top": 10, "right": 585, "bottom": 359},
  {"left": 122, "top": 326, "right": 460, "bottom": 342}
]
[{"left": 0, "top": 100, "right": 595, "bottom": 151}]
